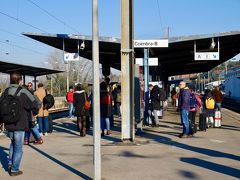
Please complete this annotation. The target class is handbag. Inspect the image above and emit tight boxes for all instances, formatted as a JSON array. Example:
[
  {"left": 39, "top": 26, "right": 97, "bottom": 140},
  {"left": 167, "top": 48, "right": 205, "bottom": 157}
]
[{"left": 84, "top": 93, "right": 91, "bottom": 110}]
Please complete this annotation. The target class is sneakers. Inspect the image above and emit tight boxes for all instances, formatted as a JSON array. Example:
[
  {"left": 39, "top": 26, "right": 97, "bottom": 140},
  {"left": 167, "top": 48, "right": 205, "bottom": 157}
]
[
  {"left": 40, "top": 133, "right": 43, "bottom": 137},
  {"left": 10, "top": 171, "right": 23, "bottom": 176},
  {"left": 8, "top": 165, "right": 12, "bottom": 172},
  {"left": 44, "top": 132, "right": 48, "bottom": 136},
  {"left": 34, "top": 138, "right": 43, "bottom": 145}
]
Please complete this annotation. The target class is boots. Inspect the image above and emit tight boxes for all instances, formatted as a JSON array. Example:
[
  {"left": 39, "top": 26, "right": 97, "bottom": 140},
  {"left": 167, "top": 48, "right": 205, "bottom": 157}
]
[{"left": 34, "top": 137, "right": 43, "bottom": 145}]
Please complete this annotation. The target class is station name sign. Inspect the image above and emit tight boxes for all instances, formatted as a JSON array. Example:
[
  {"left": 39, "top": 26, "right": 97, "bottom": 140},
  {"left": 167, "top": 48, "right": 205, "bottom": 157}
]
[
  {"left": 134, "top": 39, "right": 168, "bottom": 48},
  {"left": 194, "top": 52, "right": 219, "bottom": 61}
]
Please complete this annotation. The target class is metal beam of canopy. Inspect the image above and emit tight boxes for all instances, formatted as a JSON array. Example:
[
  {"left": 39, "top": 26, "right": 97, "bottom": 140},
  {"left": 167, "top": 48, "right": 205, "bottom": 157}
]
[{"left": 23, "top": 31, "right": 240, "bottom": 78}]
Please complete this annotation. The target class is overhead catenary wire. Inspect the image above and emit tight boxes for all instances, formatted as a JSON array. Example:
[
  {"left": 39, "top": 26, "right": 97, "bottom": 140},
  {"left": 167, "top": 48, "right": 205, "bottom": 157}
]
[
  {"left": 27, "top": 0, "right": 81, "bottom": 34},
  {"left": 0, "top": 28, "right": 34, "bottom": 41},
  {"left": 0, "top": 39, "right": 48, "bottom": 57},
  {"left": 0, "top": 11, "right": 47, "bottom": 33}
]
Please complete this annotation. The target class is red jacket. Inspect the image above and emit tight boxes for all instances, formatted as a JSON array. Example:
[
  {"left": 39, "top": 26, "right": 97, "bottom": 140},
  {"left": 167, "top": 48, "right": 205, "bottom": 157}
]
[{"left": 66, "top": 91, "right": 74, "bottom": 103}]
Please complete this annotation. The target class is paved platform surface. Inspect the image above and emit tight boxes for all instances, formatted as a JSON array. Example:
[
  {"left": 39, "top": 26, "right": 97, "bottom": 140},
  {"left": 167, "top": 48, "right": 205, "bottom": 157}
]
[{"left": 0, "top": 107, "right": 240, "bottom": 180}]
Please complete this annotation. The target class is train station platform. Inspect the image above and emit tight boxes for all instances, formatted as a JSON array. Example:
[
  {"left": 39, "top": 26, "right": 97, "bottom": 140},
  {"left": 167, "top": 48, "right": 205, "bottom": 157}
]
[{"left": 0, "top": 107, "right": 240, "bottom": 180}]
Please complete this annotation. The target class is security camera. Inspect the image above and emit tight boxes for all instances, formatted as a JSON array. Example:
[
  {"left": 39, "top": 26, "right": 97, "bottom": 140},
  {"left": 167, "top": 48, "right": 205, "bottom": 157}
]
[
  {"left": 210, "top": 38, "right": 216, "bottom": 49},
  {"left": 80, "top": 41, "right": 85, "bottom": 50}
]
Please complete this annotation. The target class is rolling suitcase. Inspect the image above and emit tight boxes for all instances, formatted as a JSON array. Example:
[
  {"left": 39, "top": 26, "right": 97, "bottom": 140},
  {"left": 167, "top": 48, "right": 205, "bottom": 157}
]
[
  {"left": 214, "top": 110, "right": 222, "bottom": 127},
  {"left": 189, "top": 120, "right": 197, "bottom": 135},
  {"left": 199, "top": 113, "right": 207, "bottom": 131}
]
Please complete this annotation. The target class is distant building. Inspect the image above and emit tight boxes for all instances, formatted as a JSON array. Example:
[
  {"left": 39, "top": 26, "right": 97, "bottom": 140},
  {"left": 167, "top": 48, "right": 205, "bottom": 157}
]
[
  {"left": 205, "top": 80, "right": 224, "bottom": 90},
  {"left": 224, "top": 68, "right": 240, "bottom": 98}
]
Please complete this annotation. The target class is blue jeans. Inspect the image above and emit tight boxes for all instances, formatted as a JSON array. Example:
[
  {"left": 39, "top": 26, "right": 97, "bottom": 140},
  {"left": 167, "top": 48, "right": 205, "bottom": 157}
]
[
  {"left": 25, "top": 126, "right": 41, "bottom": 140},
  {"left": 180, "top": 109, "right": 190, "bottom": 135},
  {"left": 37, "top": 116, "right": 49, "bottom": 133},
  {"left": 216, "top": 102, "right": 221, "bottom": 111},
  {"left": 101, "top": 117, "right": 110, "bottom": 131},
  {"left": 68, "top": 102, "right": 74, "bottom": 117},
  {"left": 115, "top": 103, "right": 121, "bottom": 117},
  {"left": 8, "top": 131, "right": 25, "bottom": 172}
]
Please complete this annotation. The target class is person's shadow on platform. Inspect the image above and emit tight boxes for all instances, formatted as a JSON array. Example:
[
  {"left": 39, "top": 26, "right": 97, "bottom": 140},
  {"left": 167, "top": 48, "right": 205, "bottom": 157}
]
[
  {"left": 29, "top": 144, "right": 92, "bottom": 180},
  {"left": 138, "top": 131, "right": 240, "bottom": 179}
]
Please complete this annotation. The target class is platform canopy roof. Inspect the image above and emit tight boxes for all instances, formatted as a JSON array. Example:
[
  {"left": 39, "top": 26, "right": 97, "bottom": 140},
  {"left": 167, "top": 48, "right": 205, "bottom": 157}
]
[
  {"left": 23, "top": 31, "right": 240, "bottom": 77},
  {"left": 0, "top": 60, "right": 64, "bottom": 77}
]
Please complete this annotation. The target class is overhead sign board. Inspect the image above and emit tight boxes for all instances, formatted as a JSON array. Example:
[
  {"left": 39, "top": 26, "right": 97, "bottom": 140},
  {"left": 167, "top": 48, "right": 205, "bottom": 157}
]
[
  {"left": 134, "top": 39, "right": 168, "bottom": 48},
  {"left": 195, "top": 52, "right": 219, "bottom": 60},
  {"left": 64, "top": 53, "right": 79, "bottom": 61},
  {"left": 135, "top": 58, "right": 158, "bottom": 66},
  {"left": 194, "top": 39, "right": 220, "bottom": 61}
]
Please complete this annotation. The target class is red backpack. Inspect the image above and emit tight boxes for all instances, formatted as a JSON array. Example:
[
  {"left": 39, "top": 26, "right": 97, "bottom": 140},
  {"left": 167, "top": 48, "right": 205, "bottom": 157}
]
[{"left": 101, "top": 95, "right": 111, "bottom": 105}]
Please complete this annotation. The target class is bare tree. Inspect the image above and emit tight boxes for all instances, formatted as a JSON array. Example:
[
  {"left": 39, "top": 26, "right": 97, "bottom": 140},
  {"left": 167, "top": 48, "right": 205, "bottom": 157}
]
[
  {"left": 0, "top": 73, "right": 9, "bottom": 93},
  {"left": 45, "top": 50, "right": 94, "bottom": 96}
]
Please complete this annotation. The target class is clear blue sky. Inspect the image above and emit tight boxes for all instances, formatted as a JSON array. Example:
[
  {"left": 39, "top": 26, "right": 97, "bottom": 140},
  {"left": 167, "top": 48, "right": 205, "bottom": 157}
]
[{"left": 0, "top": 0, "right": 240, "bottom": 67}]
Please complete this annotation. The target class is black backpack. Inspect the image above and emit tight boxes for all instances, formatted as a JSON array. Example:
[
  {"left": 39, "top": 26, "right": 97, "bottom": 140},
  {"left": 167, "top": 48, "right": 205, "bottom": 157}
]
[
  {"left": 0, "top": 87, "right": 22, "bottom": 124},
  {"left": 43, "top": 90, "right": 54, "bottom": 110}
]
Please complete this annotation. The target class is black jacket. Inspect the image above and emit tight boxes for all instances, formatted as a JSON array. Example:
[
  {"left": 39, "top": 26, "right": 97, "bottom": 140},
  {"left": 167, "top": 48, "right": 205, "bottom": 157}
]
[
  {"left": 1, "top": 84, "right": 39, "bottom": 131},
  {"left": 73, "top": 90, "right": 89, "bottom": 117},
  {"left": 150, "top": 85, "right": 161, "bottom": 110}
]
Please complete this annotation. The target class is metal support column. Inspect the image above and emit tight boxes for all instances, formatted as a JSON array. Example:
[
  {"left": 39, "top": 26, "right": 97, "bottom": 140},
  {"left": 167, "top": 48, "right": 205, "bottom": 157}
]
[
  {"left": 92, "top": 0, "right": 101, "bottom": 179},
  {"left": 121, "top": 0, "right": 134, "bottom": 141},
  {"left": 144, "top": 48, "right": 149, "bottom": 125}
]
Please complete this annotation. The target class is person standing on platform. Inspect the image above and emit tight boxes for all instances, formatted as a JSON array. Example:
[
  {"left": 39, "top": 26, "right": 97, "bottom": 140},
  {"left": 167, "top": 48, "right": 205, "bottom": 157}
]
[
  {"left": 188, "top": 89, "right": 202, "bottom": 131},
  {"left": 212, "top": 86, "right": 224, "bottom": 111},
  {"left": 177, "top": 81, "right": 191, "bottom": 138},
  {"left": 149, "top": 84, "right": 161, "bottom": 127},
  {"left": 100, "top": 82, "right": 112, "bottom": 136},
  {"left": 24, "top": 83, "right": 43, "bottom": 145},
  {"left": 73, "top": 83, "right": 89, "bottom": 137},
  {"left": 114, "top": 85, "right": 121, "bottom": 118},
  {"left": 203, "top": 89, "right": 216, "bottom": 128},
  {"left": 0, "top": 72, "right": 39, "bottom": 176},
  {"left": 171, "top": 88, "right": 177, "bottom": 107},
  {"left": 34, "top": 83, "right": 49, "bottom": 136},
  {"left": 66, "top": 86, "right": 74, "bottom": 119}
]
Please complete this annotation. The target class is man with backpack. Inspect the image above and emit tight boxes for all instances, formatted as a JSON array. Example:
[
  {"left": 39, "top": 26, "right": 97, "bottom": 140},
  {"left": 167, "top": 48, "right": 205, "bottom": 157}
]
[
  {"left": 177, "top": 81, "right": 191, "bottom": 138},
  {"left": 0, "top": 72, "right": 39, "bottom": 176},
  {"left": 203, "top": 89, "right": 216, "bottom": 128}
]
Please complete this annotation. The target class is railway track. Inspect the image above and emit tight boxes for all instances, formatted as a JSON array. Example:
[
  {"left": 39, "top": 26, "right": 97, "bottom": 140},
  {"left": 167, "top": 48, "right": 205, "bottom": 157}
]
[{"left": 222, "top": 97, "right": 240, "bottom": 113}]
